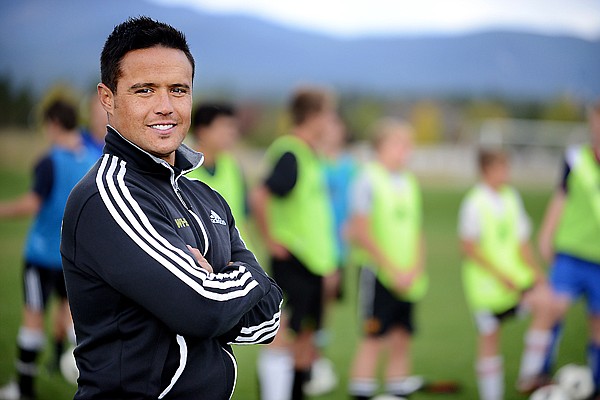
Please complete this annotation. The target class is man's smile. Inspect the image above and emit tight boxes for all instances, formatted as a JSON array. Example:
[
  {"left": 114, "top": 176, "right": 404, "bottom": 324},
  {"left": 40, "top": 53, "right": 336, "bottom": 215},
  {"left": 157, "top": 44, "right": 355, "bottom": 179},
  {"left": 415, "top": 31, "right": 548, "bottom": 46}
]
[{"left": 149, "top": 123, "right": 176, "bottom": 131}]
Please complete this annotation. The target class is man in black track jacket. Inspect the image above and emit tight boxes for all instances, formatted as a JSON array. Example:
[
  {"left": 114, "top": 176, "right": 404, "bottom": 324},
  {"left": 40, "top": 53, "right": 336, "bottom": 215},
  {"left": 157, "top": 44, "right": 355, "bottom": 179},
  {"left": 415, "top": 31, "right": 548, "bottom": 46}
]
[{"left": 61, "top": 17, "right": 282, "bottom": 400}]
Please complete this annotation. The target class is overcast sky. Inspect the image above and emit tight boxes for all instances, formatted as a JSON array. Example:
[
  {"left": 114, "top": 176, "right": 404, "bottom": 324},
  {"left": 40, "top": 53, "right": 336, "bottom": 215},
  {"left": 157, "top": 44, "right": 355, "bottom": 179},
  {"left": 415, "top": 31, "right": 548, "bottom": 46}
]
[{"left": 148, "top": 0, "right": 600, "bottom": 39}]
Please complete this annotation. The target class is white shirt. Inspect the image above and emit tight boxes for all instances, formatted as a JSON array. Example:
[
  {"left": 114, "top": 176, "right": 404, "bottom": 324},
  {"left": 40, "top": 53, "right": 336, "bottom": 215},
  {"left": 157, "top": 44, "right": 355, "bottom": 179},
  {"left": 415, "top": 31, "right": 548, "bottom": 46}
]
[
  {"left": 458, "top": 183, "right": 531, "bottom": 242},
  {"left": 350, "top": 169, "right": 410, "bottom": 215}
]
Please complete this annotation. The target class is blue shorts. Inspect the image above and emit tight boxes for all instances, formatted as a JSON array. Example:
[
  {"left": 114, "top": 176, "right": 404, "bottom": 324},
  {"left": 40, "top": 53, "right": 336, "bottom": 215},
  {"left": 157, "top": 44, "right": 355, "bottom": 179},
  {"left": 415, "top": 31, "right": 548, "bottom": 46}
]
[{"left": 550, "top": 253, "right": 600, "bottom": 315}]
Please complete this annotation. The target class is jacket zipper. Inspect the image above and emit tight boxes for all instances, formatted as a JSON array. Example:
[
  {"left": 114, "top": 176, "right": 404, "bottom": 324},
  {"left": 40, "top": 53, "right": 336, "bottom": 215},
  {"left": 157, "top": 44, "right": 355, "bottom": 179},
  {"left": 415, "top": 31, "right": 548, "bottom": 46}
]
[{"left": 173, "top": 178, "right": 210, "bottom": 256}]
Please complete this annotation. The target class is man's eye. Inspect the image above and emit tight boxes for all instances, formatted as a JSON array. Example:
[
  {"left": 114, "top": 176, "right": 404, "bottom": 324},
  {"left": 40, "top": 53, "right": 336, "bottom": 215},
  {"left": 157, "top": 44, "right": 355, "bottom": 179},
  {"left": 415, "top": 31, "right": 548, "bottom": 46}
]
[
  {"left": 172, "top": 87, "right": 188, "bottom": 95},
  {"left": 135, "top": 88, "right": 152, "bottom": 94}
]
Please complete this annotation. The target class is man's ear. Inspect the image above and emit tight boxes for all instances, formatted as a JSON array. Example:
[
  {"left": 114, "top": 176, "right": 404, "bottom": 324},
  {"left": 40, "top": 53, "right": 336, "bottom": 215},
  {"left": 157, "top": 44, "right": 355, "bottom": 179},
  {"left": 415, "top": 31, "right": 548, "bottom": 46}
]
[{"left": 97, "top": 83, "right": 114, "bottom": 115}]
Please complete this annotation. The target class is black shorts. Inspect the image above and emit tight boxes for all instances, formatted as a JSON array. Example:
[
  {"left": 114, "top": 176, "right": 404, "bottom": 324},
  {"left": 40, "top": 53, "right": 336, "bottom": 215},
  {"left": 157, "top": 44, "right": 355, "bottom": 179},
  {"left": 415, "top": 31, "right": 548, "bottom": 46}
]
[
  {"left": 23, "top": 262, "right": 67, "bottom": 312},
  {"left": 357, "top": 267, "right": 414, "bottom": 337},
  {"left": 271, "top": 253, "right": 323, "bottom": 333},
  {"left": 473, "top": 287, "right": 533, "bottom": 335}
]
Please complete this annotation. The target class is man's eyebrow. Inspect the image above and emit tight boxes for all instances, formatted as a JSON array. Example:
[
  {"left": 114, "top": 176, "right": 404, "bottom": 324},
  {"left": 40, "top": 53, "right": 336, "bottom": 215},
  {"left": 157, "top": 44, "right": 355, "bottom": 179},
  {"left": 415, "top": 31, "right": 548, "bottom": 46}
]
[
  {"left": 128, "top": 83, "right": 191, "bottom": 90},
  {"left": 129, "top": 83, "right": 156, "bottom": 90}
]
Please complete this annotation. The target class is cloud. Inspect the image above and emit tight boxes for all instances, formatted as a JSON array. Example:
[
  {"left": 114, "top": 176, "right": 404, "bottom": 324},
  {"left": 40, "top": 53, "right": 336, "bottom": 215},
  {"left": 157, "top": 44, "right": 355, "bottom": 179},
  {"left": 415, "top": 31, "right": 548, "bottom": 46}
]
[{"left": 148, "top": 0, "right": 600, "bottom": 39}]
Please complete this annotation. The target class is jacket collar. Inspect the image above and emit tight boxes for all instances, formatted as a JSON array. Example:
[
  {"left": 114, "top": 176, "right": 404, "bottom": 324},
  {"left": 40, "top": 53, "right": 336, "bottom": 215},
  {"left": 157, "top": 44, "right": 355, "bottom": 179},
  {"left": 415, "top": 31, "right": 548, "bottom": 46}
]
[{"left": 103, "top": 125, "right": 204, "bottom": 178}]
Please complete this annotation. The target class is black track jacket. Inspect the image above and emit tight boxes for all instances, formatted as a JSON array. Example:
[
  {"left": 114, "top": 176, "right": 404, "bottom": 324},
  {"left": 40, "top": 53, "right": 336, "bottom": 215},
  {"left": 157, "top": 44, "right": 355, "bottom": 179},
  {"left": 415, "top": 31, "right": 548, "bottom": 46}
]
[{"left": 61, "top": 127, "right": 282, "bottom": 399}]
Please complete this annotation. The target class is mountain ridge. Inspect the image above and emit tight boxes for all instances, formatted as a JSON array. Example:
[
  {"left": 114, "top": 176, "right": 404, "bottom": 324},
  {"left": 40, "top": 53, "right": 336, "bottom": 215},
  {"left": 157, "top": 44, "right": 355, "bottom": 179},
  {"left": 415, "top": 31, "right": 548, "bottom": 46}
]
[{"left": 0, "top": 0, "right": 598, "bottom": 100}]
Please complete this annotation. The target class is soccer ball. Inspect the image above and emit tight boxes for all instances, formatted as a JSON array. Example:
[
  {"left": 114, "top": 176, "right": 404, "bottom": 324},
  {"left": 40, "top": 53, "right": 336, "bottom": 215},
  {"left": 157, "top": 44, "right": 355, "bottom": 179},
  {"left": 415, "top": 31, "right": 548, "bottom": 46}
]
[
  {"left": 529, "top": 384, "right": 570, "bottom": 400},
  {"left": 371, "top": 395, "right": 407, "bottom": 400},
  {"left": 59, "top": 346, "right": 79, "bottom": 385},
  {"left": 555, "top": 364, "right": 594, "bottom": 400}
]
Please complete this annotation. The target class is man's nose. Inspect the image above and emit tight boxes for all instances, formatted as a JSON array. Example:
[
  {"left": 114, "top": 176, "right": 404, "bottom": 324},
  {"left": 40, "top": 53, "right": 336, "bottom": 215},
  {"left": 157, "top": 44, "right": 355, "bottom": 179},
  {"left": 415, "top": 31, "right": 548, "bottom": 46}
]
[{"left": 155, "top": 90, "right": 174, "bottom": 115}]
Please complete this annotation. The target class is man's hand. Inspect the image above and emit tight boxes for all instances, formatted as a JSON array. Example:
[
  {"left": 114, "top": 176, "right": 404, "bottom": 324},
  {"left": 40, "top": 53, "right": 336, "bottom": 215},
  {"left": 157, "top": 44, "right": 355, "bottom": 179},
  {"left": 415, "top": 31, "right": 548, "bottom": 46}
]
[{"left": 186, "top": 245, "right": 214, "bottom": 273}]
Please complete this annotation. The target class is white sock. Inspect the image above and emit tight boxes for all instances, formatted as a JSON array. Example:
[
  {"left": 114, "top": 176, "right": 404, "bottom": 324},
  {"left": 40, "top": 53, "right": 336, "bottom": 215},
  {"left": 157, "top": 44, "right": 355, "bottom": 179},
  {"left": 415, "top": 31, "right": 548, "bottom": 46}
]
[
  {"left": 17, "top": 327, "right": 46, "bottom": 350},
  {"left": 477, "top": 355, "right": 503, "bottom": 400},
  {"left": 518, "top": 330, "right": 551, "bottom": 380},
  {"left": 257, "top": 347, "right": 293, "bottom": 400},
  {"left": 348, "top": 377, "right": 377, "bottom": 398}
]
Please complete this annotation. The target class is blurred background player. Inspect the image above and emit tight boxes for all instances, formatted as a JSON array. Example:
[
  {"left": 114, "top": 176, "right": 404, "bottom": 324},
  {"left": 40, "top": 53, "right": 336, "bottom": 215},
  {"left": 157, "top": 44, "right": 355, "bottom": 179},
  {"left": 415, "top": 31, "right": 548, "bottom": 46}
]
[
  {"left": 252, "top": 86, "right": 339, "bottom": 400},
  {"left": 0, "top": 99, "right": 97, "bottom": 400},
  {"left": 347, "top": 118, "right": 427, "bottom": 400},
  {"left": 187, "top": 103, "right": 252, "bottom": 243},
  {"left": 458, "top": 148, "right": 554, "bottom": 400},
  {"left": 80, "top": 94, "right": 107, "bottom": 159},
  {"left": 521, "top": 100, "right": 600, "bottom": 397},
  {"left": 302, "top": 115, "right": 356, "bottom": 396},
  {"left": 321, "top": 115, "right": 356, "bottom": 299}
]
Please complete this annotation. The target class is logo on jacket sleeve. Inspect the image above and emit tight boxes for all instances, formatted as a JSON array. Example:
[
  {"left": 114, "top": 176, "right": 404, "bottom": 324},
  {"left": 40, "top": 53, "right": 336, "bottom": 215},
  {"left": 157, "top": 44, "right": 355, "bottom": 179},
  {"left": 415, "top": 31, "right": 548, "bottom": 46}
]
[{"left": 210, "top": 210, "right": 226, "bottom": 225}]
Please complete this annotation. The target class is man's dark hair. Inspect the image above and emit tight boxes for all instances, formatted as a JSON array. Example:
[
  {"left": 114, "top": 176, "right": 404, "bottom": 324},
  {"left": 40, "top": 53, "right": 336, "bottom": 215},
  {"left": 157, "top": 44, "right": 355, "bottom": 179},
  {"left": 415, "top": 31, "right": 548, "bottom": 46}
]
[
  {"left": 192, "top": 103, "right": 235, "bottom": 131},
  {"left": 100, "top": 16, "right": 195, "bottom": 93},
  {"left": 43, "top": 99, "right": 78, "bottom": 131}
]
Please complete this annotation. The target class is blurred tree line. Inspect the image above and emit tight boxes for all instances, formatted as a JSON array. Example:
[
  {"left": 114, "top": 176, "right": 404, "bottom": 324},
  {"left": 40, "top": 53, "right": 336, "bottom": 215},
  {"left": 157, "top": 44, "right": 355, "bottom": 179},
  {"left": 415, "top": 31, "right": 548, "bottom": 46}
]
[
  {"left": 1, "top": 75, "right": 35, "bottom": 129},
  {"left": 239, "top": 93, "right": 587, "bottom": 147},
  {"left": 1, "top": 73, "right": 588, "bottom": 145}
]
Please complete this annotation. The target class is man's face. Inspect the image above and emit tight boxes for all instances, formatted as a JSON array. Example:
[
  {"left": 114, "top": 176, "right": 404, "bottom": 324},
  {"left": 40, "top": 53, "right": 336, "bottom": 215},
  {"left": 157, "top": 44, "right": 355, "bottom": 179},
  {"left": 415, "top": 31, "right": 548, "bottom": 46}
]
[{"left": 98, "top": 46, "right": 193, "bottom": 165}]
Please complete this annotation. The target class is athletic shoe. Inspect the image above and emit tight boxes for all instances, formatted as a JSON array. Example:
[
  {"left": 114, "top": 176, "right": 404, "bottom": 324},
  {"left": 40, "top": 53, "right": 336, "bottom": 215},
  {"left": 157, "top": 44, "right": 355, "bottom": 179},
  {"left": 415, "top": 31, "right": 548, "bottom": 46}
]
[
  {"left": 387, "top": 375, "right": 425, "bottom": 396},
  {"left": 0, "top": 381, "right": 34, "bottom": 400},
  {"left": 516, "top": 374, "right": 552, "bottom": 395},
  {"left": 0, "top": 382, "right": 20, "bottom": 400},
  {"left": 303, "top": 357, "right": 338, "bottom": 396}
]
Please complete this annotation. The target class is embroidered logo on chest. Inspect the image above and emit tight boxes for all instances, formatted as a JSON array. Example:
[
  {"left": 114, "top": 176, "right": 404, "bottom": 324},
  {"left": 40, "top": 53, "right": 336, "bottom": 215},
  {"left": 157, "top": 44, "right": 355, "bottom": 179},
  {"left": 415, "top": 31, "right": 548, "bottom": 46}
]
[
  {"left": 210, "top": 210, "right": 226, "bottom": 225},
  {"left": 174, "top": 218, "right": 189, "bottom": 228}
]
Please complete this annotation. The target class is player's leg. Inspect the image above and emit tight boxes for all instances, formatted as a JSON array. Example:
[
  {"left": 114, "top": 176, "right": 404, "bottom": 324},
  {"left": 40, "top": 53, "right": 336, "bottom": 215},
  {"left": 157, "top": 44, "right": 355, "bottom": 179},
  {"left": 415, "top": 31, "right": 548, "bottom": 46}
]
[
  {"left": 258, "top": 257, "right": 294, "bottom": 400},
  {"left": 50, "top": 270, "right": 71, "bottom": 373},
  {"left": 385, "top": 326, "right": 419, "bottom": 397},
  {"left": 541, "top": 321, "right": 563, "bottom": 375},
  {"left": 348, "top": 267, "right": 382, "bottom": 400},
  {"left": 291, "top": 327, "right": 317, "bottom": 400},
  {"left": 270, "top": 254, "right": 323, "bottom": 400},
  {"left": 517, "top": 282, "right": 564, "bottom": 391},
  {"left": 304, "top": 269, "right": 341, "bottom": 396},
  {"left": 584, "top": 258, "right": 600, "bottom": 397},
  {"left": 0, "top": 305, "right": 46, "bottom": 400},
  {"left": 17, "top": 264, "right": 50, "bottom": 399},
  {"left": 349, "top": 337, "right": 382, "bottom": 400},
  {"left": 383, "top": 300, "right": 420, "bottom": 398},
  {"left": 292, "top": 274, "right": 324, "bottom": 400},
  {"left": 0, "top": 276, "right": 47, "bottom": 400},
  {"left": 386, "top": 326, "right": 411, "bottom": 378},
  {"left": 474, "top": 311, "right": 503, "bottom": 400},
  {"left": 518, "top": 253, "right": 583, "bottom": 392},
  {"left": 588, "top": 315, "right": 600, "bottom": 399},
  {"left": 257, "top": 314, "right": 293, "bottom": 400}
]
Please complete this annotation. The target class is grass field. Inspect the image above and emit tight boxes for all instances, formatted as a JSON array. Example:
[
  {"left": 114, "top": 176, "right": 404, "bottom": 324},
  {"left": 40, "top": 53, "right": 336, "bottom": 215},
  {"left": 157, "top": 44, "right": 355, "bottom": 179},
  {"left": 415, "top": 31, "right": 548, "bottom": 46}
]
[{"left": 0, "top": 154, "right": 587, "bottom": 400}]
